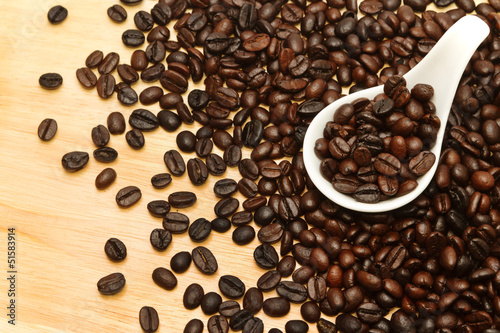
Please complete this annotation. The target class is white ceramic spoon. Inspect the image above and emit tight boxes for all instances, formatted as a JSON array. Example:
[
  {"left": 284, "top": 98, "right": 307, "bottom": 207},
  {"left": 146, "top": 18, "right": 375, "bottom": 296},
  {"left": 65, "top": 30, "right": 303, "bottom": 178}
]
[{"left": 303, "top": 15, "right": 490, "bottom": 213}]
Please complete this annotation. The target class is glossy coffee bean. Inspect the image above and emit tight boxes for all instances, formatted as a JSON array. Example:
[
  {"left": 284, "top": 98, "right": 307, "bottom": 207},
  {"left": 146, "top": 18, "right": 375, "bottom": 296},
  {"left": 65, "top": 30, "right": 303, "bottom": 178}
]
[
  {"left": 152, "top": 267, "right": 177, "bottom": 290},
  {"left": 104, "top": 238, "right": 127, "bottom": 262},
  {"left": 97, "top": 272, "right": 126, "bottom": 295}
]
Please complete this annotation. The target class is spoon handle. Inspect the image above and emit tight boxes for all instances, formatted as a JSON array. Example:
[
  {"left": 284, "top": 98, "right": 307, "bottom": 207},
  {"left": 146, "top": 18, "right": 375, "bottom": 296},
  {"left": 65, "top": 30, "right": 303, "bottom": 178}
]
[{"left": 404, "top": 15, "right": 490, "bottom": 94}]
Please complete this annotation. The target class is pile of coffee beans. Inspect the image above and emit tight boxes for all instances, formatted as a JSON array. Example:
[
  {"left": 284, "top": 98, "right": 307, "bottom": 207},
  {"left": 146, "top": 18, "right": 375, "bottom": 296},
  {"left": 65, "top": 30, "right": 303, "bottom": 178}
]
[
  {"left": 38, "top": 0, "right": 500, "bottom": 331},
  {"left": 315, "top": 76, "right": 440, "bottom": 203}
]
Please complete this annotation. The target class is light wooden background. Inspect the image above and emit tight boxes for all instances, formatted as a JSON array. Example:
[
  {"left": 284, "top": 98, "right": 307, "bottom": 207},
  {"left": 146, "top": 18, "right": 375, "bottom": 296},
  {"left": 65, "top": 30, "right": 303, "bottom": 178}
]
[{"left": 0, "top": 0, "right": 487, "bottom": 332}]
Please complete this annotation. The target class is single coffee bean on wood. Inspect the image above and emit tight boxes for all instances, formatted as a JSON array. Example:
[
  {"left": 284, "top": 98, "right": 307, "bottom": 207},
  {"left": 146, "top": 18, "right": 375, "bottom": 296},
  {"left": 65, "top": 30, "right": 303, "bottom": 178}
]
[
  {"left": 139, "top": 306, "right": 159, "bottom": 333},
  {"left": 152, "top": 267, "right": 177, "bottom": 290},
  {"left": 38, "top": 118, "right": 57, "bottom": 141},
  {"left": 97, "top": 272, "right": 126, "bottom": 295},
  {"left": 115, "top": 186, "right": 141, "bottom": 207},
  {"left": 95, "top": 168, "right": 117, "bottom": 190},
  {"left": 62, "top": 151, "right": 89, "bottom": 172},
  {"left": 104, "top": 238, "right": 127, "bottom": 262},
  {"left": 47, "top": 5, "right": 68, "bottom": 24},
  {"left": 39, "top": 73, "right": 63, "bottom": 89}
]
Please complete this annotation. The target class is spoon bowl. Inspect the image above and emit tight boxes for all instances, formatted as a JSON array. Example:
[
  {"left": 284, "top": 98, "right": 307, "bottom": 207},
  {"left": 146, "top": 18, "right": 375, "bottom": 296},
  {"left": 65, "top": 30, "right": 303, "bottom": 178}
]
[{"left": 303, "top": 15, "right": 490, "bottom": 213}]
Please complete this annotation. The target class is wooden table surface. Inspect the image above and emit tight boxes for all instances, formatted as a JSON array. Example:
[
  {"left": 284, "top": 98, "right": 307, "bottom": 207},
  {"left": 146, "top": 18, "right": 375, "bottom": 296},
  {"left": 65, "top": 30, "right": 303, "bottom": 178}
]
[{"left": 0, "top": 0, "right": 487, "bottom": 332}]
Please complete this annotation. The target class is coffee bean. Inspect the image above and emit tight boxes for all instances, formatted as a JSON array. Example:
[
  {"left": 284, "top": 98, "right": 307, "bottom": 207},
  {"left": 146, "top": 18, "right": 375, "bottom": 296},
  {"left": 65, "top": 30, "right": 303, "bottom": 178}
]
[
  {"left": 134, "top": 10, "right": 154, "bottom": 31},
  {"left": 147, "top": 200, "right": 170, "bottom": 217},
  {"left": 38, "top": 118, "right": 58, "bottom": 141},
  {"left": 212, "top": 218, "right": 232, "bottom": 233},
  {"left": 207, "top": 315, "right": 229, "bottom": 333},
  {"left": 96, "top": 74, "right": 115, "bottom": 99},
  {"left": 95, "top": 168, "right": 117, "bottom": 190},
  {"left": 104, "top": 238, "right": 127, "bottom": 262},
  {"left": 164, "top": 150, "right": 186, "bottom": 176},
  {"left": 169, "top": 191, "right": 197, "bottom": 208},
  {"left": 150, "top": 228, "right": 172, "bottom": 251},
  {"left": 139, "top": 306, "right": 159, "bottom": 333},
  {"left": 184, "top": 283, "right": 204, "bottom": 310},
  {"left": 232, "top": 225, "right": 256, "bottom": 245},
  {"left": 277, "top": 281, "right": 308, "bottom": 303},
  {"left": 149, "top": 173, "right": 171, "bottom": 189},
  {"left": 62, "top": 151, "right": 89, "bottom": 172},
  {"left": 93, "top": 147, "right": 118, "bottom": 163},
  {"left": 187, "top": 158, "right": 209, "bottom": 185},
  {"left": 219, "top": 301, "right": 241, "bottom": 317},
  {"left": 152, "top": 267, "right": 177, "bottom": 290},
  {"left": 97, "top": 272, "right": 126, "bottom": 295},
  {"left": 129, "top": 109, "right": 158, "bottom": 131},
  {"left": 163, "top": 212, "right": 190, "bottom": 234},
  {"left": 107, "top": 112, "right": 125, "bottom": 135},
  {"left": 189, "top": 218, "right": 212, "bottom": 242},
  {"left": 177, "top": 130, "right": 197, "bottom": 152},
  {"left": 39, "top": 73, "right": 62, "bottom": 89},
  {"left": 122, "top": 29, "right": 145, "bottom": 47},
  {"left": 219, "top": 275, "right": 246, "bottom": 299},
  {"left": 158, "top": 110, "right": 182, "bottom": 132},
  {"left": 192, "top": 246, "right": 218, "bottom": 275},
  {"left": 213, "top": 179, "right": 238, "bottom": 198},
  {"left": 47, "top": 5, "right": 67, "bottom": 24},
  {"left": 214, "top": 197, "right": 239, "bottom": 218},
  {"left": 141, "top": 63, "right": 165, "bottom": 82},
  {"left": 230, "top": 309, "right": 254, "bottom": 331},
  {"left": 254, "top": 243, "right": 279, "bottom": 269},
  {"left": 76, "top": 68, "right": 98, "bottom": 88},
  {"left": 107, "top": 4, "right": 127, "bottom": 22},
  {"left": 160, "top": 70, "right": 189, "bottom": 94},
  {"left": 170, "top": 251, "right": 191, "bottom": 273},
  {"left": 263, "top": 297, "right": 290, "bottom": 317},
  {"left": 201, "top": 292, "right": 223, "bottom": 316},
  {"left": 185, "top": 319, "right": 204, "bottom": 333},
  {"left": 207, "top": 153, "right": 227, "bottom": 176},
  {"left": 115, "top": 186, "right": 141, "bottom": 207}
]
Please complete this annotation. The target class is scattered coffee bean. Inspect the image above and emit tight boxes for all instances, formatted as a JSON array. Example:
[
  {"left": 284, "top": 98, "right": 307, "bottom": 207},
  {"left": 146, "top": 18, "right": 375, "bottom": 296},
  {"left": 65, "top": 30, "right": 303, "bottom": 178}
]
[
  {"left": 152, "top": 267, "right": 177, "bottom": 290},
  {"left": 139, "top": 306, "right": 159, "bottom": 333},
  {"left": 47, "top": 5, "right": 68, "bottom": 24},
  {"left": 95, "top": 168, "right": 117, "bottom": 190},
  {"left": 97, "top": 272, "right": 126, "bottom": 295},
  {"left": 38, "top": 118, "right": 58, "bottom": 141},
  {"left": 39, "top": 73, "right": 63, "bottom": 89}
]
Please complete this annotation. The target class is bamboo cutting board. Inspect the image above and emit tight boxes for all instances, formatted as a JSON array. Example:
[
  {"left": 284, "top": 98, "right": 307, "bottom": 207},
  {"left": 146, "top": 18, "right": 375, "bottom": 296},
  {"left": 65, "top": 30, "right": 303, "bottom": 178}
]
[{"left": 0, "top": 0, "right": 481, "bottom": 332}]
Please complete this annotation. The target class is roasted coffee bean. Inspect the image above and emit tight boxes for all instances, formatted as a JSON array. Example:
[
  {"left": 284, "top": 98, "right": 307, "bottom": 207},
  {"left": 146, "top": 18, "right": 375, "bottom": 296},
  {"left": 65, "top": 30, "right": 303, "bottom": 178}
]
[
  {"left": 232, "top": 225, "right": 255, "bottom": 245},
  {"left": 336, "top": 313, "right": 361, "bottom": 333},
  {"left": 150, "top": 228, "right": 172, "bottom": 251},
  {"left": 76, "top": 68, "right": 98, "bottom": 88},
  {"left": 62, "top": 151, "right": 89, "bottom": 172},
  {"left": 224, "top": 145, "right": 242, "bottom": 167},
  {"left": 124, "top": 128, "right": 144, "bottom": 149},
  {"left": 254, "top": 243, "right": 279, "bottom": 269},
  {"left": 212, "top": 218, "right": 232, "bottom": 233},
  {"left": 192, "top": 246, "right": 218, "bottom": 275},
  {"left": 129, "top": 109, "right": 158, "bottom": 131},
  {"left": 139, "top": 306, "right": 159, "bottom": 333},
  {"left": 161, "top": 70, "right": 189, "bottom": 94},
  {"left": 243, "top": 287, "right": 263, "bottom": 315},
  {"left": 257, "top": 270, "right": 282, "bottom": 292},
  {"left": 107, "top": 112, "right": 125, "bottom": 135},
  {"left": 107, "top": 4, "right": 127, "bottom": 22},
  {"left": 214, "top": 178, "right": 238, "bottom": 198},
  {"left": 150, "top": 173, "right": 172, "bottom": 189},
  {"left": 104, "top": 238, "right": 127, "bottom": 262},
  {"left": 169, "top": 191, "right": 197, "bottom": 208},
  {"left": 47, "top": 5, "right": 67, "bottom": 24},
  {"left": 184, "top": 319, "right": 204, "bottom": 333},
  {"left": 263, "top": 297, "right": 291, "bottom": 317},
  {"left": 170, "top": 251, "right": 191, "bottom": 273},
  {"left": 242, "top": 317, "right": 264, "bottom": 333},
  {"left": 140, "top": 86, "right": 163, "bottom": 105},
  {"left": 163, "top": 212, "right": 190, "bottom": 234},
  {"left": 115, "top": 186, "right": 141, "bottom": 207},
  {"left": 158, "top": 110, "right": 182, "bottom": 132},
  {"left": 147, "top": 200, "right": 170, "bottom": 217},
  {"left": 38, "top": 118, "right": 58, "bottom": 141},
  {"left": 207, "top": 153, "right": 227, "bottom": 176},
  {"left": 214, "top": 197, "right": 239, "bottom": 218},
  {"left": 152, "top": 267, "right": 177, "bottom": 290},
  {"left": 242, "top": 120, "right": 264, "bottom": 148},
  {"left": 96, "top": 74, "right": 115, "bottom": 98},
  {"left": 141, "top": 63, "right": 165, "bottom": 82},
  {"left": 184, "top": 283, "right": 204, "bottom": 309},
  {"left": 277, "top": 281, "right": 308, "bottom": 303},
  {"left": 116, "top": 82, "right": 138, "bottom": 105},
  {"left": 189, "top": 218, "right": 212, "bottom": 242},
  {"left": 164, "top": 150, "right": 186, "bottom": 176},
  {"left": 93, "top": 147, "right": 118, "bottom": 163},
  {"left": 219, "top": 301, "right": 241, "bottom": 317},
  {"left": 86, "top": 50, "right": 103, "bottom": 68},
  {"left": 230, "top": 309, "right": 254, "bottom": 331},
  {"left": 187, "top": 158, "right": 209, "bottom": 185},
  {"left": 134, "top": 10, "right": 154, "bottom": 31},
  {"left": 201, "top": 292, "right": 223, "bottom": 316},
  {"left": 39, "top": 73, "right": 63, "bottom": 89},
  {"left": 219, "top": 275, "right": 246, "bottom": 299},
  {"left": 188, "top": 89, "right": 210, "bottom": 110},
  {"left": 409, "top": 151, "right": 436, "bottom": 176},
  {"left": 95, "top": 168, "right": 117, "bottom": 190},
  {"left": 194, "top": 138, "right": 213, "bottom": 158},
  {"left": 98, "top": 53, "right": 119, "bottom": 75},
  {"left": 91, "top": 125, "right": 109, "bottom": 147},
  {"left": 207, "top": 315, "right": 229, "bottom": 333},
  {"left": 97, "top": 272, "right": 126, "bottom": 295},
  {"left": 239, "top": 159, "right": 260, "bottom": 180}
]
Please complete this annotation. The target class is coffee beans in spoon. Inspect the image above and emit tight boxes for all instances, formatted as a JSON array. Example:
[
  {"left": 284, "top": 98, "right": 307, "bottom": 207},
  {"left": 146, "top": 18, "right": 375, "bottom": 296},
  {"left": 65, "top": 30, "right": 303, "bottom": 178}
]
[{"left": 315, "top": 76, "right": 439, "bottom": 203}]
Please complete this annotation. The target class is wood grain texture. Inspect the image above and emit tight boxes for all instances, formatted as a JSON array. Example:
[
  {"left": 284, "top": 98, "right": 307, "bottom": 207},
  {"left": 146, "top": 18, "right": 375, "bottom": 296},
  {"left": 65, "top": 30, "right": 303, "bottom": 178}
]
[{"left": 0, "top": 0, "right": 479, "bottom": 332}]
